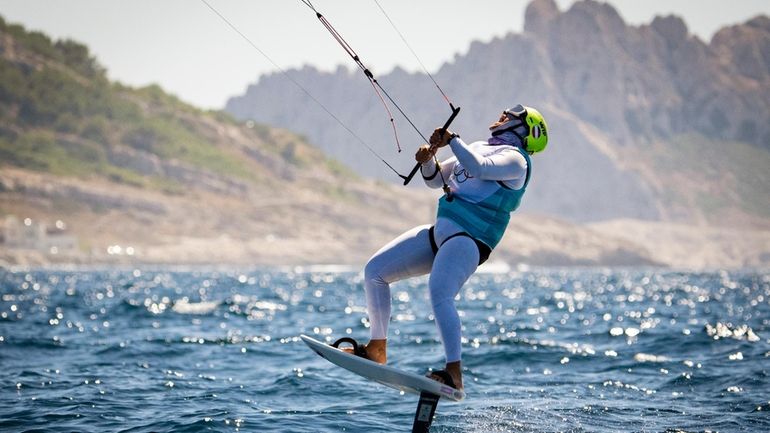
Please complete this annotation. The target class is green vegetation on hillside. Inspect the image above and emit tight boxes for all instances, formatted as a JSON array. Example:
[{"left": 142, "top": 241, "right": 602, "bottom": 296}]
[
  {"left": 0, "top": 37, "right": 250, "bottom": 181},
  {"left": 0, "top": 16, "right": 103, "bottom": 79},
  {"left": 0, "top": 15, "right": 350, "bottom": 192}
]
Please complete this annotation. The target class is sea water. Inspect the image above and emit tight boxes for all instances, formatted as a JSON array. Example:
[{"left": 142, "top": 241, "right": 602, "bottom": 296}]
[{"left": 0, "top": 267, "right": 768, "bottom": 433}]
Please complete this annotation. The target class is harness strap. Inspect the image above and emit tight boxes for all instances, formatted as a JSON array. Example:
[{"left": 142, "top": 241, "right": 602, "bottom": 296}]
[
  {"left": 428, "top": 226, "right": 491, "bottom": 265},
  {"left": 428, "top": 226, "right": 439, "bottom": 255}
]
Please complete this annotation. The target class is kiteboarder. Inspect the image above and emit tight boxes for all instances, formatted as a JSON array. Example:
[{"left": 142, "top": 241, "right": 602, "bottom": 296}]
[{"left": 355, "top": 105, "right": 548, "bottom": 391}]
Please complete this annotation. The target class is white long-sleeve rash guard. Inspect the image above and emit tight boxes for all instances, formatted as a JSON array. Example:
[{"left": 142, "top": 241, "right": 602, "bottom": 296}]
[{"left": 420, "top": 137, "right": 528, "bottom": 201}]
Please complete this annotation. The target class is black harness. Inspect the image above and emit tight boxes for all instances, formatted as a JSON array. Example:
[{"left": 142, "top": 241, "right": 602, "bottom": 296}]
[{"left": 428, "top": 226, "right": 491, "bottom": 266}]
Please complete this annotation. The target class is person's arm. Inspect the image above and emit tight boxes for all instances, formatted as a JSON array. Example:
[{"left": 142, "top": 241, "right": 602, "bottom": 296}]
[
  {"left": 447, "top": 137, "right": 527, "bottom": 181},
  {"left": 420, "top": 155, "right": 455, "bottom": 189}
]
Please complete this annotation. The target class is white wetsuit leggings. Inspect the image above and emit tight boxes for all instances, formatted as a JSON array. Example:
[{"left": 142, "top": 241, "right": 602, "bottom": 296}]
[{"left": 364, "top": 217, "right": 483, "bottom": 363}]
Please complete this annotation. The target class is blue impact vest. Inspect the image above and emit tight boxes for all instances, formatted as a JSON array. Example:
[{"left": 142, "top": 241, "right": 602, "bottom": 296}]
[{"left": 436, "top": 147, "right": 531, "bottom": 249}]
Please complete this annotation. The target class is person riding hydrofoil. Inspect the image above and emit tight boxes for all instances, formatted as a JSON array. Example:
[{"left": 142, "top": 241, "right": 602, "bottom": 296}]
[{"left": 338, "top": 104, "right": 548, "bottom": 392}]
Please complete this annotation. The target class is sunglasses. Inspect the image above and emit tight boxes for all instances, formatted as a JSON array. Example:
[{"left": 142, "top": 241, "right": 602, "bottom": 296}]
[{"left": 503, "top": 104, "right": 527, "bottom": 119}]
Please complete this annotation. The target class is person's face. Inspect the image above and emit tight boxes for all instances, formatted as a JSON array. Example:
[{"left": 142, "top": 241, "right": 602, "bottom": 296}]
[{"left": 489, "top": 112, "right": 514, "bottom": 130}]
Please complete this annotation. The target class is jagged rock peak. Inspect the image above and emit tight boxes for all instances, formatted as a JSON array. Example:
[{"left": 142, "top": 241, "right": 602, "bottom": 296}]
[
  {"left": 568, "top": 0, "right": 625, "bottom": 24},
  {"left": 651, "top": 15, "right": 689, "bottom": 47},
  {"left": 711, "top": 14, "right": 769, "bottom": 44},
  {"left": 746, "top": 15, "right": 770, "bottom": 31},
  {"left": 524, "top": 0, "right": 559, "bottom": 35},
  {"left": 531, "top": 0, "right": 627, "bottom": 37},
  {"left": 711, "top": 14, "right": 770, "bottom": 81},
  {"left": 711, "top": 15, "right": 770, "bottom": 44}
]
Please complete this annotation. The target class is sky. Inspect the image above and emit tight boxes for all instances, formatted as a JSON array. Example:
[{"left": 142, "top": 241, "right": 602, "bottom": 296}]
[{"left": 0, "top": 0, "right": 767, "bottom": 109}]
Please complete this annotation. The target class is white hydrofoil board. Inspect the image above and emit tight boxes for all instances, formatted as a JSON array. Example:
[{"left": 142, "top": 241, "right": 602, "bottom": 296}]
[{"left": 300, "top": 334, "right": 465, "bottom": 401}]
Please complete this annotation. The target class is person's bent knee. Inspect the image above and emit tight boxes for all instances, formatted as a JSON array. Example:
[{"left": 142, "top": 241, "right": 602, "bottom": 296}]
[
  {"left": 364, "top": 257, "right": 387, "bottom": 286},
  {"left": 428, "top": 274, "right": 461, "bottom": 305},
  {"left": 430, "top": 295, "right": 456, "bottom": 315}
]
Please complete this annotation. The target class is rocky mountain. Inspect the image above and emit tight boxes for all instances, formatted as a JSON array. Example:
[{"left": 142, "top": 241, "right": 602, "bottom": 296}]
[
  {"left": 226, "top": 0, "right": 770, "bottom": 226},
  {"left": 1, "top": 12, "right": 768, "bottom": 269}
]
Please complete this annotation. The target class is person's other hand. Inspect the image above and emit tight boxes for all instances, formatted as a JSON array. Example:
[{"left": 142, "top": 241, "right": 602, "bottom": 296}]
[{"left": 415, "top": 144, "right": 436, "bottom": 163}]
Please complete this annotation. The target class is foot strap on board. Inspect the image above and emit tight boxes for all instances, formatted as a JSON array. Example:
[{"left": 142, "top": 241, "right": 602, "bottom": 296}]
[
  {"left": 331, "top": 337, "right": 368, "bottom": 359},
  {"left": 411, "top": 391, "right": 440, "bottom": 433}
]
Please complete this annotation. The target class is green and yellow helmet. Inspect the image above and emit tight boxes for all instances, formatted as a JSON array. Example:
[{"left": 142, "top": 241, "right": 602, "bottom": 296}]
[{"left": 490, "top": 104, "right": 548, "bottom": 153}]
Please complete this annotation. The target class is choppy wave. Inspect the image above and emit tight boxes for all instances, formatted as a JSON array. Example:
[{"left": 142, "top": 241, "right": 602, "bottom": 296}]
[{"left": 0, "top": 268, "right": 768, "bottom": 432}]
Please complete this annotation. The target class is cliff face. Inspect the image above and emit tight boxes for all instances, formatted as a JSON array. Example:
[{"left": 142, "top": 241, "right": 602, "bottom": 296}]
[
  {"left": 528, "top": 0, "right": 770, "bottom": 146},
  {"left": 226, "top": 0, "right": 770, "bottom": 225}
]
